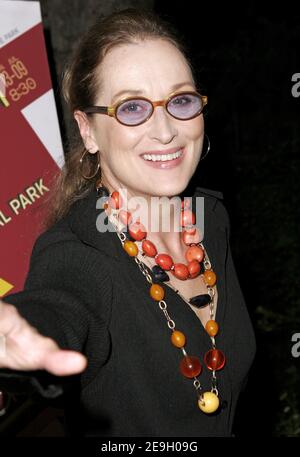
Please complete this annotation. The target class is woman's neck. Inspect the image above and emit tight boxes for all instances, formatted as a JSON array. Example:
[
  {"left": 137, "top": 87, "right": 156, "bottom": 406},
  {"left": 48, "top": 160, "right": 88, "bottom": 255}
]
[{"left": 102, "top": 180, "right": 186, "bottom": 257}]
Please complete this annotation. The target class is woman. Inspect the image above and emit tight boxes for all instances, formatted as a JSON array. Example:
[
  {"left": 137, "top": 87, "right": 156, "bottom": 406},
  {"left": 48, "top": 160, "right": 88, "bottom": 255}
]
[{"left": 0, "top": 8, "right": 256, "bottom": 437}]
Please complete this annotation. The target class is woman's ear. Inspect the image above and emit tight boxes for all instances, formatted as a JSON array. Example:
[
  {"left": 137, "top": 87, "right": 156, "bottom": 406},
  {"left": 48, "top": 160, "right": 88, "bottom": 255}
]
[{"left": 74, "top": 110, "right": 99, "bottom": 153}]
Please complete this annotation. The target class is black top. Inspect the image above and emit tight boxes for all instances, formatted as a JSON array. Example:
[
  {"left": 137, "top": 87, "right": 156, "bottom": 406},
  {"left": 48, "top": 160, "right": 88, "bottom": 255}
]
[{"left": 1, "top": 186, "right": 256, "bottom": 437}]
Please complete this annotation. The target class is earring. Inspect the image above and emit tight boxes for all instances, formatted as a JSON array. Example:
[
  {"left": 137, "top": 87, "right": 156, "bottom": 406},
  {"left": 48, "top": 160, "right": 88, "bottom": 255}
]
[
  {"left": 79, "top": 148, "right": 100, "bottom": 179},
  {"left": 200, "top": 134, "right": 210, "bottom": 161}
]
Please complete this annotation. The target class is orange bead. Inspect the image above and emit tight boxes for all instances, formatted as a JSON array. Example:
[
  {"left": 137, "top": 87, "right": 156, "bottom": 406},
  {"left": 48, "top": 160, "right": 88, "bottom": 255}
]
[
  {"left": 171, "top": 330, "right": 186, "bottom": 348},
  {"left": 150, "top": 283, "right": 165, "bottom": 301},
  {"left": 180, "top": 209, "right": 196, "bottom": 227},
  {"left": 142, "top": 239, "right": 157, "bottom": 257},
  {"left": 182, "top": 227, "right": 202, "bottom": 246},
  {"left": 185, "top": 245, "right": 204, "bottom": 263},
  {"left": 128, "top": 221, "right": 147, "bottom": 241},
  {"left": 203, "top": 269, "right": 217, "bottom": 286},
  {"left": 109, "top": 191, "right": 122, "bottom": 209},
  {"left": 156, "top": 253, "right": 173, "bottom": 270},
  {"left": 188, "top": 260, "right": 201, "bottom": 278},
  {"left": 118, "top": 210, "right": 132, "bottom": 226},
  {"left": 171, "top": 263, "right": 189, "bottom": 280},
  {"left": 123, "top": 240, "right": 138, "bottom": 257},
  {"left": 205, "top": 320, "right": 219, "bottom": 337}
]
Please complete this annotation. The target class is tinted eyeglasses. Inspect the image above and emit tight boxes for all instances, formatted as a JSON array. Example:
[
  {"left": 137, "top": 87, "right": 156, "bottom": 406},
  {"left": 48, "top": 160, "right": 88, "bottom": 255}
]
[{"left": 82, "top": 90, "right": 208, "bottom": 126}]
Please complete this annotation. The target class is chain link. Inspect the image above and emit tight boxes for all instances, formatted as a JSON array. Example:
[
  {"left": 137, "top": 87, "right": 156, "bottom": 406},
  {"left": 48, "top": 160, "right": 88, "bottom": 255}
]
[
  {"left": 166, "top": 318, "right": 176, "bottom": 330},
  {"left": 210, "top": 336, "right": 216, "bottom": 349},
  {"left": 193, "top": 379, "right": 202, "bottom": 391},
  {"left": 134, "top": 257, "right": 153, "bottom": 284},
  {"left": 158, "top": 301, "right": 176, "bottom": 329},
  {"left": 211, "top": 371, "right": 218, "bottom": 395},
  {"left": 116, "top": 231, "right": 127, "bottom": 243}
]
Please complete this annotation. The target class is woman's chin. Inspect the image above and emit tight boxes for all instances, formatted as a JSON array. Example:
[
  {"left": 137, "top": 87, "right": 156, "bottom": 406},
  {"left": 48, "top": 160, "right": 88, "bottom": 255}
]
[{"left": 144, "top": 182, "right": 188, "bottom": 198}]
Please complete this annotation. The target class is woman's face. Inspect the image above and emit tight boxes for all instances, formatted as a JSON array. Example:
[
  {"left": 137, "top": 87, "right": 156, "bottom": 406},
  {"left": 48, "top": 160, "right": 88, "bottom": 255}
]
[{"left": 76, "top": 39, "right": 205, "bottom": 199}]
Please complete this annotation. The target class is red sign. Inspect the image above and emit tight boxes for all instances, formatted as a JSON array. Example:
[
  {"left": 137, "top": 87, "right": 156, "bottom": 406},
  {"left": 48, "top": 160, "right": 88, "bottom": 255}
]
[{"left": 0, "top": 2, "right": 64, "bottom": 296}]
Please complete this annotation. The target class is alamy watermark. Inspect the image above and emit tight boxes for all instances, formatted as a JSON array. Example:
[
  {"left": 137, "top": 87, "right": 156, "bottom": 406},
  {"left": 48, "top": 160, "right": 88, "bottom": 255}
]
[
  {"left": 291, "top": 333, "right": 300, "bottom": 358},
  {"left": 291, "top": 73, "right": 300, "bottom": 98},
  {"left": 95, "top": 189, "right": 205, "bottom": 237}
]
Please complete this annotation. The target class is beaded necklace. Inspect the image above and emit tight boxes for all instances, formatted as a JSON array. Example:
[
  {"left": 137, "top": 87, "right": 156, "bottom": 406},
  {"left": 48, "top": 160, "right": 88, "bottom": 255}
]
[{"left": 96, "top": 183, "right": 226, "bottom": 414}]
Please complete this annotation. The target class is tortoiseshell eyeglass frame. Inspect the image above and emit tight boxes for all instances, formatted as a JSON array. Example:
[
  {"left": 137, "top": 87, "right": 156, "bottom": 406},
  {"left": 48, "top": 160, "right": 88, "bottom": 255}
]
[{"left": 82, "top": 90, "right": 208, "bottom": 126}]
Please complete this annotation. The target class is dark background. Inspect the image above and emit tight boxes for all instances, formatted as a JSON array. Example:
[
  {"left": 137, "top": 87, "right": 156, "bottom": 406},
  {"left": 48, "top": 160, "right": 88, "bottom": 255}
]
[
  {"left": 154, "top": 0, "right": 300, "bottom": 437},
  {"left": 1, "top": 0, "right": 300, "bottom": 436}
]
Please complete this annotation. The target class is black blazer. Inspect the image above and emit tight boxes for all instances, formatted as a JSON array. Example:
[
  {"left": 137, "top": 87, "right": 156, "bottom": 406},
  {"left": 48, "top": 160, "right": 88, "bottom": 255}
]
[{"left": 1, "top": 186, "right": 256, "bottom": 437}]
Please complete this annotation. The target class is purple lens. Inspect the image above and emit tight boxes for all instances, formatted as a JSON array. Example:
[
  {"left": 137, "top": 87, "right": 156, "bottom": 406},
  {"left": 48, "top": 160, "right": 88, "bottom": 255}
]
[
  {"left": 116, "top": 99, "right": 153, "bottom": 125},
  {"left": 167, "top": 93, "right": 202, "bottom": 119}
]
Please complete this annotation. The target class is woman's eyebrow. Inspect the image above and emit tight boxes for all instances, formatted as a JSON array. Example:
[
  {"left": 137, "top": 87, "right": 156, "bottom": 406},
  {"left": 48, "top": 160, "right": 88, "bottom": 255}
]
[{"left": 111, "top": 81, "right": 195, "bottom": 103}]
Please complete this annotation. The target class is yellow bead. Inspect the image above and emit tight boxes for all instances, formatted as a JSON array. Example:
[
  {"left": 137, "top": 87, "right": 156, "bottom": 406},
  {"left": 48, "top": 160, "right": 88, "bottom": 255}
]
[
  {"left": 203, "top": 269, "right": 217, "bottom": 286},
  {"left": 123, "top": 240, "right": 138, "bottom": 257},
  {"left": 171, "top": 330, "right": 186, "bottom": 348},
  {"left": 150, "top": 283, "right": 165, "bottom": 301},
  {"left": 198, "top": 392, "right": 220, "bottom": 413}
]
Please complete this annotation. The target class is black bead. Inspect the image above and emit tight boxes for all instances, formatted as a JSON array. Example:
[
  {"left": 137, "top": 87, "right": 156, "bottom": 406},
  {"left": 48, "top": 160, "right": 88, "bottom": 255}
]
[
  {"left": 96, "top": 185, "right": 110, "bottom": 198},
  {"left": 189, "top": 293, "right": 211, "bottom": 308},
  {"left": 151, "top": 265, "right": 170, "bottom": 282}
]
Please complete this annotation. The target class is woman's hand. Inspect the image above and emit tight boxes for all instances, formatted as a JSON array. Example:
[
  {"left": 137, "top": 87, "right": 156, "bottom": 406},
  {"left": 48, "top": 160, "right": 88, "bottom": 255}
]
[{"left": 0, "top": 300, "right": 87, "bottom": 376}]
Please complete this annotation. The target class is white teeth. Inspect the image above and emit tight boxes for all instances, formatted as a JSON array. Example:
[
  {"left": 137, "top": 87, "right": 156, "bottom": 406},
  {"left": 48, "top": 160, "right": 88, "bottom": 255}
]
[{"left": 142, "top": 149, "right": 183, "bottom": 161}]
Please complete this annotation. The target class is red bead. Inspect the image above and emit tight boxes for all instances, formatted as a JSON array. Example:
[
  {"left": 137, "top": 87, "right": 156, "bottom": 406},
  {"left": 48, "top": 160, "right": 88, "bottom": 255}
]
[
  {"left": 180, "top": 355, "right": 202, "bottom": 378},
  {"left": 118, "top": 210, "right": 132, "bottom": 226},
  {"left": 128, "top": 221, "right": 147, "bottom": 241},
  {"left": 155, "top": 253, "right": 173, "bottom": 270},
  {"left": 185, "top": 245, "right": 204, "bottom": 263},
  {"left": 187, "top": 260, "right": 201, "bottom": 278},
  {"left": 172, "top": 263, "right": 189, "bottom": 280},
  {"left": 204, "top": 349, "right": 226, "bottom": 371},
  {"left": 181, "top": 198, "right": 191, "bottom": 209},
  {"left": 142, "top": 239, "right": 157, "bottom": 257},
  {"left": 109, "top": 191, "right": 122, "bottom": 209},
  {"left": 180, "top": 209, "right": 196, "bottom": 227},
  {"left": 182, "top": 227, "right": 202, "bottom": 245}
]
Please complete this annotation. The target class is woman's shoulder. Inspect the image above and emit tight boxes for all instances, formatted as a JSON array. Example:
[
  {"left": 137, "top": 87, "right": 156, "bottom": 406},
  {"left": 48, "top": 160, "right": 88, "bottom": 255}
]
[
  {"left": 31, "top": 190, "right": 119, "bottom": 262},
  {"left": 30, "top": 215, "right": 81, "bottom": 262}
]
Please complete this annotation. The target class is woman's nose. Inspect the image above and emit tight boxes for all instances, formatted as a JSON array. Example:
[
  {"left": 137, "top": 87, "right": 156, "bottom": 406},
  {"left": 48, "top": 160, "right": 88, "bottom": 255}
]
[{"left": 148, "top": 106, "right": 178, "bottom": 143}]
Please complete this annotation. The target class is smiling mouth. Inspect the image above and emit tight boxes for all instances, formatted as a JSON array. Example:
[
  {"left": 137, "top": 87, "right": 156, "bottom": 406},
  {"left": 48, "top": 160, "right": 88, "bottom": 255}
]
[{"left": 141, "top": 149, "right": 184, "bottom": 162}]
